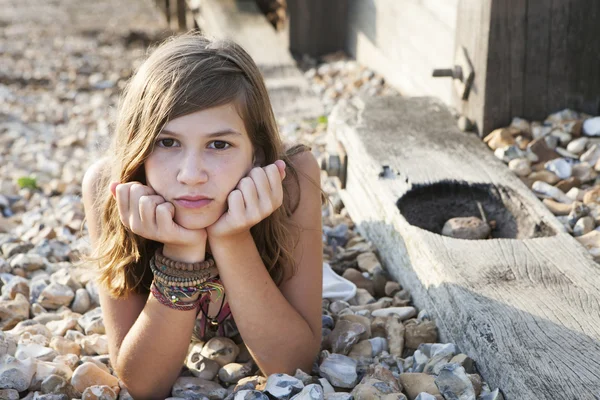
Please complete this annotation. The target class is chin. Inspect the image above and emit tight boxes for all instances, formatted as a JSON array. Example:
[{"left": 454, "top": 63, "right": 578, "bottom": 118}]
[{"left": 174, "top": 214, "right": 219, "bottom": 230}]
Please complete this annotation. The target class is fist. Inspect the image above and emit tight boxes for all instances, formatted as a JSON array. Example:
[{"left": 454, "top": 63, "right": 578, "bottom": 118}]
[
  {"left": 207, "top": 160, "right": 286, "bottom": 239},
  {"left": 109, "top": 181, "right": 207, "bottom": 249}
]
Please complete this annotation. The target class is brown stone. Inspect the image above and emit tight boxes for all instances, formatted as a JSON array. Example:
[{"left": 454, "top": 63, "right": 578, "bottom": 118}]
[
  {"left": 542, "top": 199, "right": 572, "bottom": 215},
  {"left": 398, "top": 373, "right": 441, "bottom": 400},
  {"left": 483, "top": 128, "right": 516, "bottom": 150},
  {"left": 555, "top": 177, "right": 581, "bottom": 193},
  {"left": 343, "top": 268, "right": 375, "bottom": 296},
  {"left": 404, "top": 320, "right": 438, "bottom": 349},
  {"left": 528, "top": 170, "right": 561, "bottom": 185},
  {"left": 528, "top": 138, "right": 560, "bottom": 163},
  {"left": 583, "top": 187, "right": 600, "bottom": 205}
]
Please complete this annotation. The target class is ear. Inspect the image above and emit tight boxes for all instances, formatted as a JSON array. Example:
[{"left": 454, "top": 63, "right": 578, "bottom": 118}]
[{"left": 253, "top": 147, "right": 266, "bottom": 167}]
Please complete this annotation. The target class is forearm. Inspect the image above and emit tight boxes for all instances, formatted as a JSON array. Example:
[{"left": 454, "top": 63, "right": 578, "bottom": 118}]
[
  {"left": 210, "top": 233, "right": 320, "bottom": 375},
  {"left": 116, "top": 293, "right": 197, "bottom": 399}
]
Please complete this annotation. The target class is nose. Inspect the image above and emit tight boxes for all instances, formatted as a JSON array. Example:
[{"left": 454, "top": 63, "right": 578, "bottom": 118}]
[{"left": 177, "top": 152, "right": 209, "bottom": 185}]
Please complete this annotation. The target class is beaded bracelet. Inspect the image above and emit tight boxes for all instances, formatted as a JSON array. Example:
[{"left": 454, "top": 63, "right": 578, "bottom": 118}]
[
  {"left": 150, "top": 256, "right": 218, "bottom": 287},
  {"left": 155, "top": 247, "right": 215, "bottom": 271}
]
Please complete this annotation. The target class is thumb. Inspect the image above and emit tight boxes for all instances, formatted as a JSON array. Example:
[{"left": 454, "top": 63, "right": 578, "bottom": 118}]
[
  {"left": 109, "top": 182, "right": 119, "bottom": 198},
  {"left": 274, "top": 160, "right": 286, "bottom": 180}
]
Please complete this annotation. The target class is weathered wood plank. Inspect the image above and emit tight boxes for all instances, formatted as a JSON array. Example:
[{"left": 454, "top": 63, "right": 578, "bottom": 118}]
[
  {"left": 330, "top": 96, "right": 600, "bottom": 399},
  {"left": 456, "top": 0, "right": 600, "bottom": 136},
  {"left": 345, "top": 0, "right": 458, "bottom": 105}
]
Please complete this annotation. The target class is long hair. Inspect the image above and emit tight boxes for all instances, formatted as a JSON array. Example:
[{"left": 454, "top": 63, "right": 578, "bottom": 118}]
[{"left": 82, "top": 33, "right": 319, "bottom": 298}]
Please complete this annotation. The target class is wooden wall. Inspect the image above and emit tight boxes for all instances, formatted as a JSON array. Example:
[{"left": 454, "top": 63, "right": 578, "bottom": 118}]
[
  {"left": 455, "top": 0, "right": 600, "bottom": 136},
  {"left": 345, "top": 0, "right": 458, "bottom": 105}
]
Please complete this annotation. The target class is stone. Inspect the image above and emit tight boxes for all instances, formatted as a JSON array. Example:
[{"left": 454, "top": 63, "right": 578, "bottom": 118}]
[
  {"left": 37, "top": 283, "right": 75, "bottom": 310},
  {"left": 218, "top": 361, "right": 253, "bottom": 384},
  {"left": 350, "top": 377, "right": 399, "bottom": 400},
  {"left": 234, "top": 390, "right": 269, "bottom": 400},
  {"left": 574, "top": 216, "right": 595, "bottom": 237},
  {"left": 566, "top": 137, "right": 589, "bottom": 154},
  {"left": 478, "top": 388, "right": 505, "bottom": 400},
  {"left": 494, "top": 145, "right": 526, "bottom": 162},
  {"left": 507, "top": 158, "right": 531, "bottom": 176},
  {"left": 528, "top": 169, "right": 560, "bottom": 185},
  {"left": 46, "top": 316, "right": 79, "bottom": 337},
  {"left": 347, "top": 340, "right": 373, "bottom": 359},
  {"left": 384, "top": 281, "right": 401, "bottom": 297},
  {"left": 290, "top": 383, "right": 324, "bottom": 400},
  {"left": 384, "top": 314, "right": 405, "bottom": 358},
  {"left": 81, "top": 385, "right": 118, "bottom": 400},
  {"left": 78, "top": 307, "right": 105, "bottom": 335},
  {"left": 352, "top": 288, "right": 376, "bottom": 305},
  {"left": 542, "top": 199, "right": 572, "bottom": 215},
  {"left": 398, "top": 373, "right": 441, "bottom": 400},
  {"left": 571, "top": 162, "right": 597, "bottom": 183},
  {"left": 171, "top": 376, "right": 227, "bottom": 400},
  {"left": 49, "top": 336, "right": 80, "bottom": 356},
  {"left": 342, "top": 269, "right": 374, "bottom": 296},
  {"left": 449, "top": 354, "right": 476, "bottom": 374},
  {"left": 200, "top": 337, "right": 240, "bottom": 367},
  {"left": 441, "top": 217, "right": 490, "bottom": 240},
  {"left": 0, "top": 354, "right": 36, "bottom": 391},
  {"left": 0, "top": 293, "right": 30, "bottom": 330},
  {"left": 338, "top": 315, "right": 371, "bottom": 341},
  {"left": 328, "top": 319, "right": 366, "bottom": 355},
  {"left": 527, "top": 138, "right": 559, "bottom": 163},
  {"left": 483, "top": 128, "right": 515, "bottom": 150},
  {"left": 544, "top": 158, "right": 572, "bottom": 180},
  {"left": 356, "top": 252, "right": 383, "bottom": 274},
  {"left": 30, "top": 361, "right": 73, "bottom": 392},
  {"left": 581, "top": 144, "right": 600, "bottom": 165},
  {"left": 583, "top": 116, "right": 600, "bottom": 136},
  {"left": 15, "top": 343, "right": 57, "bottom": 362},
  {"left": 555, "top": 177, "right": 580, "bottom": 193},
  {"left": 0, "top": 389, "right": 20, "bottom": 400},
  {"left": 264, "top": 373, "right": 304, "bottom": 399},
  {"left": 80, "top": 334, "right": 108, "bottom": 356},
  {"left": 71, "top": 288, "right": 91, "bottom": 314},
  {"left": 9, "top": 254, "right": 46, "bottom": 272},
  {"left": 371, "top": 307, "right": 416, "bottom": 320},
  {"left": 583, "top": 187, "right": 600, "bottom": 205},
  {"left": 318, "top": 353, "right": 358, "bottom": 388},
  {"left": 70, "top": 362, "right": 119, "bottom": 394},
  {"left": 404, "top": 321, "right": 438, "bottom": 350},
  {"left": 532, "top": 181, "right": 573, "bottom": 204},
  {"left": 566, "top": 187, "right": 585, "bottom": 202},
  {"left": 187, "top": 350, "right": 220, "bottom": 380},
  {"left": 434, "top": 364, "right": 476, "bottom": 400}
]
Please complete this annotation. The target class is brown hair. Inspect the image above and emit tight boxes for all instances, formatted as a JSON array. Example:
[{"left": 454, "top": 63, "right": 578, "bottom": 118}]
[{"left": 82, "top": 32, "right": 320, "bottom": 298}]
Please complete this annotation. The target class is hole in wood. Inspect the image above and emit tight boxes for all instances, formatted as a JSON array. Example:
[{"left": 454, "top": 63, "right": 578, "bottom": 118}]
[{"left": 396, "top": 181, "right": 557, "bottom": 239}]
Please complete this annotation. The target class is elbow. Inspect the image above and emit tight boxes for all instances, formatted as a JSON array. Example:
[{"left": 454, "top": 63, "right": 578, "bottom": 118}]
[{"left": 115, "top": 364, "right": 174, "bottom": 400}]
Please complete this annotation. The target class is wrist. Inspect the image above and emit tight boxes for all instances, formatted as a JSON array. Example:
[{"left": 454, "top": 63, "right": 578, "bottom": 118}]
[{"left": 162, "top": 243, "right": 206, "bottom": 263}]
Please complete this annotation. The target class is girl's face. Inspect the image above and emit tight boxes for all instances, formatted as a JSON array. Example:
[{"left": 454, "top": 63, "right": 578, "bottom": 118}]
[{"left": 144, "top": 103, "right": 255, "bottom": 230}]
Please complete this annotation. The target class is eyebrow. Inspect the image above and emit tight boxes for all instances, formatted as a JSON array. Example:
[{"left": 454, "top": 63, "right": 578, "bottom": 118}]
[{"left": 159, "top": 129, "right": 243, "bottom": 138}]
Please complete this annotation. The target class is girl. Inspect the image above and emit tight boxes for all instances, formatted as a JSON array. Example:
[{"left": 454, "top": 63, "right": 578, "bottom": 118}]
[{"left": 81, "top": 32, "right": 324, "bottom": 399}]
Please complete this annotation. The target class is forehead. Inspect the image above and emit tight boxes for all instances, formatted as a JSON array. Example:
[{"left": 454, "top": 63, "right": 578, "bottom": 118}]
[{"left": 163, "top": 103, "right": 248, "bottom": 137}]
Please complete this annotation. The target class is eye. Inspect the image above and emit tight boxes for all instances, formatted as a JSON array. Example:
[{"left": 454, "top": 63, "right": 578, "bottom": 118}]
[
  {"left": 208, "top": 141, "right": 231, "bottom": 150},
  {"left": 156, "top": 138, "right": 178, "bottom": 148}
]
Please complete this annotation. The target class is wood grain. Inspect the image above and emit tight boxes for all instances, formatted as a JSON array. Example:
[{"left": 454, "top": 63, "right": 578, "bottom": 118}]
[{"left": 332, "top": 96, "right": 600, "bottom": 399}]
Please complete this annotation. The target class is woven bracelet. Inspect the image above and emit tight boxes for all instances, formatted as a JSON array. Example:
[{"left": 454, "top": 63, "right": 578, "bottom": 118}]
[{"left": 150, "top": 282, "right": 202, "bottom": 311}]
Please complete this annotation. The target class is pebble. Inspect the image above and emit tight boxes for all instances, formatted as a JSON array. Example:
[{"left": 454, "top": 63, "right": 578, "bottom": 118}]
[
  {"left": 441, "top": 217, "right": 491, "bottom": 240},
  {"left": 583, "top": 117, "right": 600, "bottom": 136}
]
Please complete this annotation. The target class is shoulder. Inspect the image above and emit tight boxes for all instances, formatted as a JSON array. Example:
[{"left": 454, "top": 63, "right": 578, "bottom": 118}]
[
  {"left": 284, "top": 149, "right": 322, "bottom": 215},
  {"left": 82, "top": 157, "right": 111, "bottom": 198}
]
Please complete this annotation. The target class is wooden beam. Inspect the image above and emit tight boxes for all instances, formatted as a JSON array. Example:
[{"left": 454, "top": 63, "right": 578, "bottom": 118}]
[{"left": 330, "top": 95, "right": 600, "bottom": 399}]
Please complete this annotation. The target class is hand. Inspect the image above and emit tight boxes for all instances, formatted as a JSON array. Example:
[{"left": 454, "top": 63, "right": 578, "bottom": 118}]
[
  {"left": 109, "top": 182, "right": 207, "bottom": 259},
  {"left": 207, "top": 160, "right": 286, "bottom": 240}
]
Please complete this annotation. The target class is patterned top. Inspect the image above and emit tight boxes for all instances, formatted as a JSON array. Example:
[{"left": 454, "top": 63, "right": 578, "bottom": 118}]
[{"left": 192, "top": 283, "right": 238, "bottom": 342}]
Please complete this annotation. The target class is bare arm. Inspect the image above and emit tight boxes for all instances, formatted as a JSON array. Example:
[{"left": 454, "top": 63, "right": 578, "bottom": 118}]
[
  {"left": 207, "top": 151, "right": 323, "bottom": 374},
  {"left": 82, "top": 161, "right": 201, "bottom": 399}
]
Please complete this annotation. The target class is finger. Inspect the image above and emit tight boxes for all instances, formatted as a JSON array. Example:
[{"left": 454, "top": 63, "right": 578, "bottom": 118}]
[
  {"left": 155, "top": 202, "right": 176, "bottom": 241},
  {"left": 265, "top": 164, "right": 284, "bottom": 206},
  {"left": 227, "top": 189, "right": 246, "bottom": 223},
  {"left": 139, "top": 195, "right": 165, "bottom": 230},
  {"left": 129, "top": 183, "right": 156, "bottom": 232},
  {"left": 274, "top": 159, "right": 286, "bottom": 179},
  {"left": 249, "top": 167, "right": 271, "bottom": 197},
  {"left": 115, "top": 183, "right": 131, "bottom": 227}
]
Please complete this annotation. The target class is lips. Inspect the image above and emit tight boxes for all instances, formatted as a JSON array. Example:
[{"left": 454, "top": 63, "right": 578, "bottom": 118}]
[{"left": 175, "top": 195, "right": 212, "bottom": 201}]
